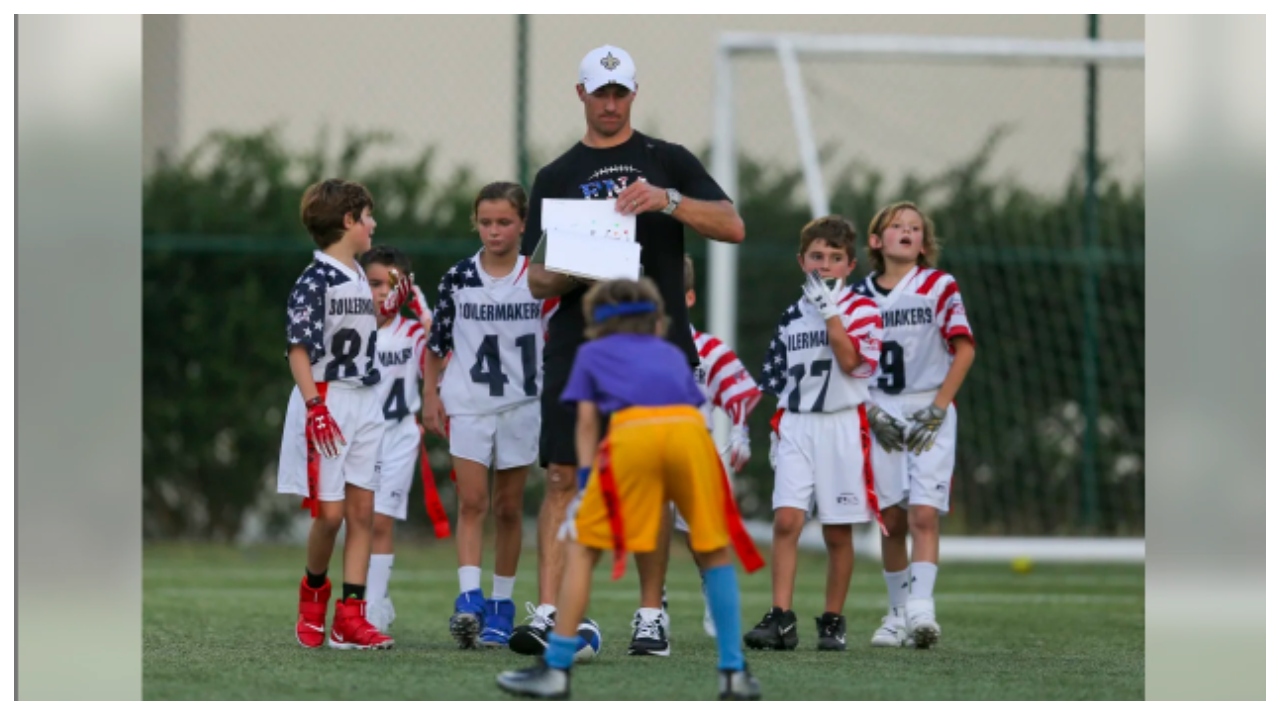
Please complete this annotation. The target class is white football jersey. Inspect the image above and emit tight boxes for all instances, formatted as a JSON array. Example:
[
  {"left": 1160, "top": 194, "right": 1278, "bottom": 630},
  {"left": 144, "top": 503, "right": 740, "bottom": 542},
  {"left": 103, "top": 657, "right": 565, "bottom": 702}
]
[
  {"left": 760, "top": 289, "right": 883, "bottom": 414},
  {"left": 374, "top": 315, "right": 427, "bottom": 424},
  {"left": 691, "top": 324, "right": 762, "bottom": 429},
  {"left": 427, "top": 252, "right": 545, "bottom": 416},
  {"left": 286, "top": 251, "right": 381, "bottom": 387},
  {"left": 852, "top": 267, "right": 974, "bottom": 396}
]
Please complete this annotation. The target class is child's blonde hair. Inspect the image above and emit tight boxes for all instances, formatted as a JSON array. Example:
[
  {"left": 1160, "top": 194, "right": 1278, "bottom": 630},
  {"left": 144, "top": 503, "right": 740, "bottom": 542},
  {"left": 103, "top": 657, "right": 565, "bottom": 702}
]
[
  {"left": 582, "top": 277, "right": 667, "bottom": 340},
  {"left": 866, "top": 201, "right": 940, "bottom": 274}
]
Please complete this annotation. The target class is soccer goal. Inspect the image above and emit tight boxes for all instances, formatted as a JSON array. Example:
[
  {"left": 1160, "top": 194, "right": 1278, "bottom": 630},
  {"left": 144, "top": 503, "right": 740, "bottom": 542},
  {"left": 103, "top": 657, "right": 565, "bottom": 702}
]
[{"left": 708, "top": 31, "right": 1145, "bottom": 562}]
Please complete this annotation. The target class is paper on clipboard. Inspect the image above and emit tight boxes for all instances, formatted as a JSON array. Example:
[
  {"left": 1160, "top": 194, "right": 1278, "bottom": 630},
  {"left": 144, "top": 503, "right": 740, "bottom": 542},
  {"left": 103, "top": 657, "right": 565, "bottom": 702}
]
[
  {"left": 541, "top": 198, "right": 641, "bottom": 281},
  {"left": 542, "top": 198, "right": 636, "bottom": 242},
  {"left": 544, "top": 228, "right": 641, "bottom": 281}
]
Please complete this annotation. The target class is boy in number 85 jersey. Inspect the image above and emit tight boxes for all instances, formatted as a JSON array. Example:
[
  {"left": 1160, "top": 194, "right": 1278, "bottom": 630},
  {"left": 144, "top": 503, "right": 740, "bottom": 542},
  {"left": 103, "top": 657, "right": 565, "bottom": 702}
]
[
  {"left": 277, "top": 179, "right": 414, "bottom": 650},
  {"left": 747, "top": 215, "right": 902, "bottom": 653},
  {"left": 852, "top": 201, "right": 976, "bottom": 650},
  {"left": 423, "top": 182, "right": 546, "bottom": 650}
]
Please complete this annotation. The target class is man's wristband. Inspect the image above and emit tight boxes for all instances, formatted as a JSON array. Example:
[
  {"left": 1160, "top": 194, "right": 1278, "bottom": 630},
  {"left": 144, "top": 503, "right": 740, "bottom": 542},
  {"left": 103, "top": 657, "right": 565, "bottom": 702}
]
[{"left": 577, "top": 466, "right": 591, "bottom": 490}]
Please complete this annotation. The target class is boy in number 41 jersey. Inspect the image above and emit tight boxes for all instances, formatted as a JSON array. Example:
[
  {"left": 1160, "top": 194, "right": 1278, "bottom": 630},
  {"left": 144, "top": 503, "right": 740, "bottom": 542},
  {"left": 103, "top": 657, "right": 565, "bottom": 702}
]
[
  {"left": 423, "top": 182, "right": 548, "bottom": 650},
  {"left": 851, "top": 201, "right": 976, "bottom": 650}
]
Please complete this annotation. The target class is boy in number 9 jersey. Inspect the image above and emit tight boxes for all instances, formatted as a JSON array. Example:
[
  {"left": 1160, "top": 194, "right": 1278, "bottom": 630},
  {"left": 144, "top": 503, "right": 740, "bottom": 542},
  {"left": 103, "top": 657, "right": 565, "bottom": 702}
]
[
  {"left": 852, "top": 201, "right": 976, "bottom": 650},
  {"left": 747, "top": 215, "right": 902, "bottom": 654}
]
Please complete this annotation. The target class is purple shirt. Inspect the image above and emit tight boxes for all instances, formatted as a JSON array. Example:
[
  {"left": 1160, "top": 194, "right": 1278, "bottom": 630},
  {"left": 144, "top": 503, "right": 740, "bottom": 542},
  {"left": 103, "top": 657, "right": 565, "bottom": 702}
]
[{"left": 560, "top": 333, "right": 706, "bottom": 416}]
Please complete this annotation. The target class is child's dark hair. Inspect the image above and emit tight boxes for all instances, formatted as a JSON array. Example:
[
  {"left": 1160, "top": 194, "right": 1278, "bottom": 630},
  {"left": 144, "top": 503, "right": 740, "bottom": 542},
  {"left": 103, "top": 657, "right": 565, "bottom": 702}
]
[
  {"left": 798, "top": 214, "right": 858, "bottom": 259},
  {"left": 359, "top": 244, "right": 411, "bottom": 275},
  {"left": 582, "top": 278, "right": 667, "bottom": 340},
  {"left": 472, "top": 181, "right": 529, "bottom": 225},
  {"left": 866, "top": 201, "right": 939, "bottom": 274},
  {"left": 683, "top": 253, "right": 696, "bottom": 293},
  {"left": 300, "top": 178, "right": 374, "bottom": 249}
]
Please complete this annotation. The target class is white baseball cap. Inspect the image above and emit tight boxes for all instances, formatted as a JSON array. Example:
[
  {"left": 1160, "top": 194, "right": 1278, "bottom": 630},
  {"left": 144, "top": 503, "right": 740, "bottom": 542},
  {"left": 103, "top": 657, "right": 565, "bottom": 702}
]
[{"left": 579, "top": 45, "right": 637, "bottom": 93}]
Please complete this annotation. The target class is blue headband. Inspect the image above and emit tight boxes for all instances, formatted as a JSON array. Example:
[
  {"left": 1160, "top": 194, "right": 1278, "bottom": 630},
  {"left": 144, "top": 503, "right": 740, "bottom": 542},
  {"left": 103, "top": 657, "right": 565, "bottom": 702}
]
[{"left": 593, "top": 301, "right": 656, "bottom": 323}]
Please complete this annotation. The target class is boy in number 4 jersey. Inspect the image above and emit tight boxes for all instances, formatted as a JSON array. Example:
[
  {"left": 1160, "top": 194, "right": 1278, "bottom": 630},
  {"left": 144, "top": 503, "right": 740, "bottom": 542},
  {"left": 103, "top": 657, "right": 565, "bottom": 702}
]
[
  {"left": 851, "top": 201, "right": 975, "bottom": 649},
  {"left": 748, "top": 215, "right": 905, "bottom": 653},
  {"left": 359, "top": 244, "right": 446, "bottom": 633}
]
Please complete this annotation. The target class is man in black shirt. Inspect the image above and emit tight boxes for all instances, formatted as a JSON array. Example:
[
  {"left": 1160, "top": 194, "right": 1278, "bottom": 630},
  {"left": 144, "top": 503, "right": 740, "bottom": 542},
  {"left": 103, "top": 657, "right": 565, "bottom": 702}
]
[{"left": 508, "top": 44, "right": 748, "bottom": 672}]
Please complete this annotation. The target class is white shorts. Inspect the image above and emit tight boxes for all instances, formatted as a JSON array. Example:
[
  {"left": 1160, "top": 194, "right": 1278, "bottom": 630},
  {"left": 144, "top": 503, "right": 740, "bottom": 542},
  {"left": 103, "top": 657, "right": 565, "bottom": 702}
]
[
  {"left": 869, "top": 391, "right": 956, "bottom": 514},
  {"left": 277, "top": 383, "right": 385, "bottom": 503},
  {"left": 375, "top": 417, "right": 421, "bottom": 520},
  {"left": 448, "top": 400, "right": 540, "bottom": 470},
  {"left": 772, "top": 407, "right": 905, "bottom": 525}
]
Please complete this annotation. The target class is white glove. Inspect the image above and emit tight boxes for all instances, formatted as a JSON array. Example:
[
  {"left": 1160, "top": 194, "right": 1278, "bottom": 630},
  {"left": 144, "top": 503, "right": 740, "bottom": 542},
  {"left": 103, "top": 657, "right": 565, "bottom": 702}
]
[
  {"left": 802, "top": 269, "right": 842, "bottom": 321},
  {"left": 557, "top": 490, "right": 583, "bottom": 542},
  {"left": 727, "top": 423, "right": 751, "bottom": 472}
]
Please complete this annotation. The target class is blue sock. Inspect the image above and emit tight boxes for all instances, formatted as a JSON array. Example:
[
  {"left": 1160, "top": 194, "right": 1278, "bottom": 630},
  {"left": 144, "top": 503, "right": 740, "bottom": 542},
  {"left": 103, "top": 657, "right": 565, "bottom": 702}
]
[
  {"left": 703, "top": 564, "right": 745, "bottom": 671},
  {"left": 545, "top": 632, "right": 578, "bottom": 671}
]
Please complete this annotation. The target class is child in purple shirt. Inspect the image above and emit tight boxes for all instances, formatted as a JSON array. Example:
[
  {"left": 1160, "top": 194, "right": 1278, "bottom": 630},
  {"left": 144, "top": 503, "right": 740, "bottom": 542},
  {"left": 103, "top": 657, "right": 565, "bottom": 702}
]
[{"left": 497, "top": 277, "right": 764, "bottom": 701}]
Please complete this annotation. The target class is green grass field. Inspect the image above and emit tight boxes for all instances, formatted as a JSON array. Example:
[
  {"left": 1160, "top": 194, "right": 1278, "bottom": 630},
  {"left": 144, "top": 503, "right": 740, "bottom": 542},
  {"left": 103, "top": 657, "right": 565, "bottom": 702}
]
[{"left": 143, "top": 541, "right": 1143, "bottom": 700}]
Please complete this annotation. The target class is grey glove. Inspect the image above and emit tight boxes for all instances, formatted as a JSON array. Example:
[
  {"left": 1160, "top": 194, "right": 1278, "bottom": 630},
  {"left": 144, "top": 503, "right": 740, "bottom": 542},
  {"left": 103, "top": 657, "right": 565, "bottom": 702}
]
[
  {"left": 866, "top": 403, "right": 907, "bottom": 453},
  {"left": 906, "top": 405, "right": 947, "bottom": 455}
]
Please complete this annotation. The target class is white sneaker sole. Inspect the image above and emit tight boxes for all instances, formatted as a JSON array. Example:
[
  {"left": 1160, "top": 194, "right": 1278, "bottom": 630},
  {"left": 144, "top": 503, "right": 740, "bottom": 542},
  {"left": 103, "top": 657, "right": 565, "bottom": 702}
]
[
  {"left": 870, "top": 635, "right": 905, "bottom": 648},
  {"left": 327, "top": 637, "right": 394, "bottom": 650}
]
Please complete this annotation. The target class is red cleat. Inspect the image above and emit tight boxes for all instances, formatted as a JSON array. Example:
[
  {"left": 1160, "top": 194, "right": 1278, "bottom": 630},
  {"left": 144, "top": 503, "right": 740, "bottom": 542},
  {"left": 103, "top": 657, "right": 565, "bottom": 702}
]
[
  {"left": 296, "top": 577, "right": 331, "bottom": 649},
  {"left": 329, "top": 598, "right": 395, "bottom": 650}
]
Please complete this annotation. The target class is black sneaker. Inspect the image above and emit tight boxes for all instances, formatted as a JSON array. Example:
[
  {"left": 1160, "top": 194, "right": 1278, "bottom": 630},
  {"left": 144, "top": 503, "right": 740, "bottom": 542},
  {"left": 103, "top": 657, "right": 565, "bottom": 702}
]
[
  {"left": 815, "top": 612, "right": 848, "bottom": 651},
  {"left": 496, "top": 658, "right": 570, "bottom": 700},
  {"left": 743, "top": 607, "right": 799, "bottom": 650},
  {"left": 509, "top": 603, "right": 556, "bottom": 656},
  {"left": 718, "top": 663, "right": 762, "bottom": 700},
  {"left": 627, "top": 609, "right": 671, "bottom": 656}
]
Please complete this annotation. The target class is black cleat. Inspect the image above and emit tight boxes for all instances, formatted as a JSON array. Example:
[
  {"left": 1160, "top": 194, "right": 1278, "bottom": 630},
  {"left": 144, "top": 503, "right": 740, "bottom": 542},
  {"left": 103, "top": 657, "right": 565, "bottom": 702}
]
[
  {"left": 815, "top": 612, "right": 848, "bottom": 651},
  {"left": 509, "top": 603, "right": 556, "bottom": 656},
  {"left": 627, "top": 609, "right": 671, "bottom": 656},
  {"left": 718, "top": 664, "right": 762, "bottom": 700},
  {"left": 496, "top": 659, "right": 570, "bottom": 700},
  {"left": 743, "top": 607, "right": 799, "bottom": 651}
]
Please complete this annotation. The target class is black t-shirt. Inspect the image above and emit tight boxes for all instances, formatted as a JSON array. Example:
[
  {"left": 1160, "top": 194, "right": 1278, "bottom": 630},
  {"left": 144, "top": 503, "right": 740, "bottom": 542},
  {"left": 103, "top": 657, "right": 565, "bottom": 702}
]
[{"left": 520, "top": 130, "right": 731, "bottom": 385}]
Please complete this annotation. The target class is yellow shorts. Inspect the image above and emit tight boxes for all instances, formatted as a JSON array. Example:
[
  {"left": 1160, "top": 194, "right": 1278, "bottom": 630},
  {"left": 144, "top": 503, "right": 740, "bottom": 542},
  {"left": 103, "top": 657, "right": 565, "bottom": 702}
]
[{"left": 574, "top": 405, "right": 765, "bottom": 579}]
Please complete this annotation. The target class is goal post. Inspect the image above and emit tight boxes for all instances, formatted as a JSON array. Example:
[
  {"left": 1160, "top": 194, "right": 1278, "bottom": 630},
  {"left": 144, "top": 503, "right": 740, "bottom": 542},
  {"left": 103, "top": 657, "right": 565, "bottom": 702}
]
[{"left": 708, "top": 31, "right": 1145, "bottom": 355}]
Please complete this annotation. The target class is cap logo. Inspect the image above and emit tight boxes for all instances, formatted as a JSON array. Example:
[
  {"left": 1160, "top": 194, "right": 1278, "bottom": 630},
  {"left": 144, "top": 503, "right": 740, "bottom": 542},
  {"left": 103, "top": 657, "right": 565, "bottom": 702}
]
[{"left": 600, "top": 52, "right": 621, "bottom": 71}]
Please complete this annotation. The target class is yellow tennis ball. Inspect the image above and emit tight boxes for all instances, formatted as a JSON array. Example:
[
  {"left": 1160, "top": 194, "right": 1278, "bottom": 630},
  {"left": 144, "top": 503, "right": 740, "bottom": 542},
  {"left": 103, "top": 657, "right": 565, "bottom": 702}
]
[{"left": 1011, "top": 557, "right": 1033, "bottom": 574}]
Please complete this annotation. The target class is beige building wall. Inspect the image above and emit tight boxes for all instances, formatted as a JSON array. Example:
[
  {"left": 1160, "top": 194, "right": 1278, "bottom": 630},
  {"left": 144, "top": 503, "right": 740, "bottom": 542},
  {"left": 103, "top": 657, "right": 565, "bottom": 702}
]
[{"left": 144, "top": 15, "right": 1143, "bottom": 196}]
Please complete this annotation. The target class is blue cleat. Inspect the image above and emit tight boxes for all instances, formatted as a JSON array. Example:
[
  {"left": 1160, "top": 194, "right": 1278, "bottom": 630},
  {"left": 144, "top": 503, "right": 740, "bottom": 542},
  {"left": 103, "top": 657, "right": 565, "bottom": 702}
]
[
  {"left": 480, "top": 598, "right": 516, "bottom": 648},
  {"left": 450, "top": 589, "right": 486, "bottom": 649}
]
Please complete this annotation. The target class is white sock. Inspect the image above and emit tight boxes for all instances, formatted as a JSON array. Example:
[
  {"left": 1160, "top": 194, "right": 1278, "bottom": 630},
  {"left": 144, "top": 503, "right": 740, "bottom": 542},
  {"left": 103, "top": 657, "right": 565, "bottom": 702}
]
[
  {"left": 492, "top": 575, "right": 516, "bottom": 601},
  {"left": 367, "top": 554, "right": 393, "bottom": 604},
  {"left": 638, "top": 607, "right": 663, "bottom": 622},
  {"left": 884, "top": 569, "right": 910, "bottom": 613},
  {"left": 910, "top": 562, "right": 939, "bottom": 600},
  {"left": 458, "top": 566, "right": 482, "bottom": 594}
]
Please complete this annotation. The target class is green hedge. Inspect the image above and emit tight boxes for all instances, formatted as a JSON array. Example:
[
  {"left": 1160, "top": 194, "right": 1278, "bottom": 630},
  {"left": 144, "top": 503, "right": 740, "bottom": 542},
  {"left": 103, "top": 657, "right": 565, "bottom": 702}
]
[{"left": 143, "top": 127, "right": 1143, "bottom": 540}]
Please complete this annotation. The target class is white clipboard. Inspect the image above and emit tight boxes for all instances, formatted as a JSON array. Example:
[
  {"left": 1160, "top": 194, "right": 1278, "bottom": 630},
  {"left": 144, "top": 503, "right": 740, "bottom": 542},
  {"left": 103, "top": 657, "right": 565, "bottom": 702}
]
[{"left": 540, "top": 198, "right": 641, "bottom": 281}]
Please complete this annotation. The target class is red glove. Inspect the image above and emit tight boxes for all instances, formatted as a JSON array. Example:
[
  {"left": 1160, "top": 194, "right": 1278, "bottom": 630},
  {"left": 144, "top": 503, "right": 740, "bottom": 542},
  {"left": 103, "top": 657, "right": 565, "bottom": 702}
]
[
  {"left": 380, "top": 269, "right": 415, "bottom": 318},
  {"left": 305, "top": 397, "right": 346, "bottom": 459},
  {"left": 407, "top": 283, "right": 432, "bottom": 325}
]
